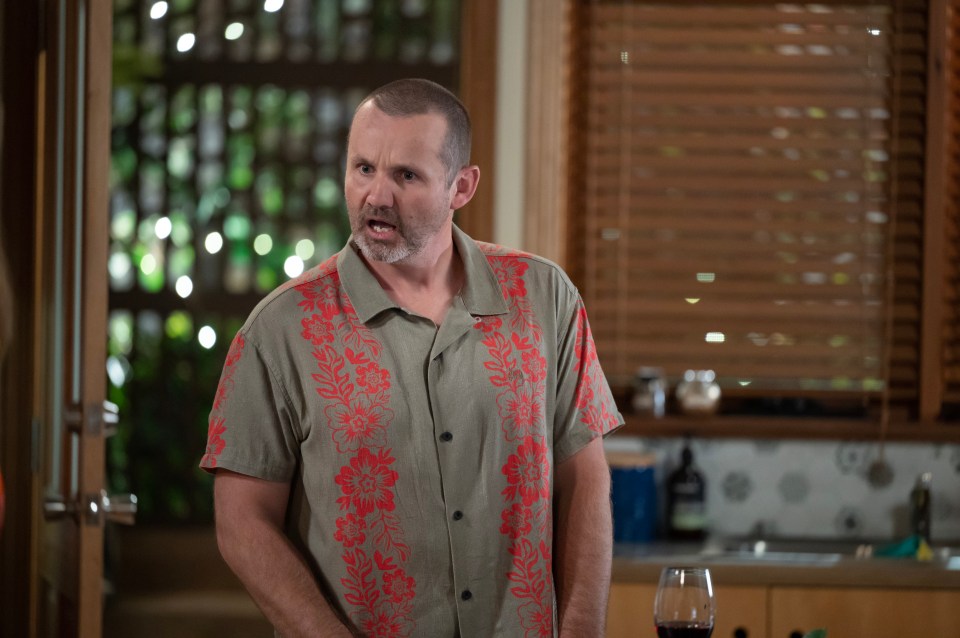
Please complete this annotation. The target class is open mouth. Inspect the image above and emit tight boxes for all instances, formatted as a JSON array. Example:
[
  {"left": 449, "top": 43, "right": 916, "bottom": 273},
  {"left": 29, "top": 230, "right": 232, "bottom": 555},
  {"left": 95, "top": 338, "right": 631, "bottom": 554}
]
[
  {"left": 366, "top": 218, "right": 398, "bottom": 237},
  {"left": 368, "top": 219, "right": 395, "bottom": 231}
]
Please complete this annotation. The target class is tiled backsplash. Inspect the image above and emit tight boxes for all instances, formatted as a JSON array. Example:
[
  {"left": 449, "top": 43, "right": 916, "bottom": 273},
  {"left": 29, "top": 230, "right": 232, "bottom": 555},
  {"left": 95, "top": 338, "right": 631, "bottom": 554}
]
[{"left": 605, "top": 435, "right": 960, "bottom": 541}]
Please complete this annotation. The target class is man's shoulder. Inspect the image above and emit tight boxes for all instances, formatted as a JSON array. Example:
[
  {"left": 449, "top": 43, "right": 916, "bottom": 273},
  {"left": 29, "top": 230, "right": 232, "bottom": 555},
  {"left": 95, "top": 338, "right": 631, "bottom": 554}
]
[
  {"left": 473, "top": 240, "right": 575, "bottom": 289},
  {"left": 474, "top": 240, "right": 561, "bottom": 272},
  {"left": 240, "top": 252, "right": 343, "bottom": 333}
]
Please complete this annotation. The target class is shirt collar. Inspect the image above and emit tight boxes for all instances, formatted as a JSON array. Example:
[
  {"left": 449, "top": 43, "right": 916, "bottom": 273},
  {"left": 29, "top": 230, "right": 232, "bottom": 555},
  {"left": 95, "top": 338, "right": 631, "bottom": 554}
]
[
  {"left": 452, "top": 224, "right": 509, "bottom": 317},
  {"left": 337, "top": 224, "right": 509, "bottom": 324}
]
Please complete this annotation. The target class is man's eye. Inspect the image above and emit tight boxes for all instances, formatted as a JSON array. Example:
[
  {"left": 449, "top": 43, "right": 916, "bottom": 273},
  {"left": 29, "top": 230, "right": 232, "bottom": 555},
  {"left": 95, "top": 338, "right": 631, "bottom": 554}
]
[
  {"left": 401, "top": 171, "right": 416, "bottom": 182},
  {"left": 359, "top": 165, "right": 373, "bottom": 174}
]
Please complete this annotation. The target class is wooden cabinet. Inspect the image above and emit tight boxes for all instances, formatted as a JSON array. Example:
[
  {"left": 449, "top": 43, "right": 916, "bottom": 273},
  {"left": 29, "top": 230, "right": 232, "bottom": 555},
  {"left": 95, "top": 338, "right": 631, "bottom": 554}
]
[
  {"left": 609, "top": 582, "right": 960, "bottom": 638},
  {"left": 607, "top": 583, "right": 656, "bottom": 638},
  {"left": 715, "top": 586, "right": 768, "bottom": 638},
  {"left": 607, "top": 583, "right": 767, "bottom": 638},
  {"left": 769, "top": 586, "right": 960, "bottom": 638}
]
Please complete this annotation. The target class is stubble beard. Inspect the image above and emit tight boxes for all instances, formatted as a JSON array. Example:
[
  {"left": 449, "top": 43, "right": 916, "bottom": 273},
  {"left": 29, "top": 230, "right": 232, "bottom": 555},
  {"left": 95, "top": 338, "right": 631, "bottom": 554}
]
[{"left": 350, "top": 205, "right": 447, "bottom": 265}]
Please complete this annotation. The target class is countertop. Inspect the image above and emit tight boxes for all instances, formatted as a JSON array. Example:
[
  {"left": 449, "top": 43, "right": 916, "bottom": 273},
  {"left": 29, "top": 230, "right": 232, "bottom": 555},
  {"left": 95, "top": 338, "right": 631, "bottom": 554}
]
[{"left": 613, "top": 538, "right": 960, "bottom": 589}]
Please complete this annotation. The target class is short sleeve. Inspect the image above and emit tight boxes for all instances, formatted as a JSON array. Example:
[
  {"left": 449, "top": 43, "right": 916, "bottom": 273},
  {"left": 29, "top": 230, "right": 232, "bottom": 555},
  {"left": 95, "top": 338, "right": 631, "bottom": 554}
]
[
  {"left": 553, "top": 294, "right": 624, "bottom": 463},
  {"left": 199, "top": 330, "right": 301, "bottom": 481}
]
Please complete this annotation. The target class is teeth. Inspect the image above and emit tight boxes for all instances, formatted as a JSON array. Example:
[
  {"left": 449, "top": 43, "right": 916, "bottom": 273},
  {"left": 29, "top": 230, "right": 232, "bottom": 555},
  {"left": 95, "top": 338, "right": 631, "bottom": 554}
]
[{"left": 370, "top": 222, "right": 393, "bottom": 232}]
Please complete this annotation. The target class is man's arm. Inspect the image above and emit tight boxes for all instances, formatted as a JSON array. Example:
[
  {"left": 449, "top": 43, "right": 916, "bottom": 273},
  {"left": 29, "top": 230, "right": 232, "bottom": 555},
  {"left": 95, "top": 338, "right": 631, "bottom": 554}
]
[
  {"left": 214, "top": 469, "right": 355, "bottom": 637},
  {"left": 553, "top": 437, "right": 613, "bottom": 637}
]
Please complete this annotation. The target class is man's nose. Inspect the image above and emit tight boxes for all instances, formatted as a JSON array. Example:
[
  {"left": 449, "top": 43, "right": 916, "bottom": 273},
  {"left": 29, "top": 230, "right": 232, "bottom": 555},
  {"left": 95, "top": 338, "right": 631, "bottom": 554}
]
[{"left": 366, "top": 173, "right": 395, "bottom": 209}]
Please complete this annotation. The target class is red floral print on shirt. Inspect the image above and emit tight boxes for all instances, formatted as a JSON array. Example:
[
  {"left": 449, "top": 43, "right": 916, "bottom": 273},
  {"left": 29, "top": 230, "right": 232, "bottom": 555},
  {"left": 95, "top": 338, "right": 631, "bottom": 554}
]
[
  {"left": 476, "top": 254, "right": 555, "bottom": 637},
  {"left": 521, "top": 349, "right": 548, "bottom": 384},
  {"left": 298, "top": 268, "right": 415, "bottom": 636},
  {"left": 204, "top": 416, "right": 227, "bottom": 462},
  {"left": 212, "top": 333, "right": 246, "bottom": 411},
  {"left": 361, "top": 611, "right": 413, "bottom": 637},
  {"left": 335, "top": 514, "right": 367, "bottom": 548},
  {"left": 500, "top": 503, "right": 534, "bottom": 539},
  {"left": 382, "top": 568, "right": 416, "bottom": 604},
  {"left": 502, "top": 437, "right": 550, "bottom": 507},
  {"left": 295, "top": 261, "right": 342, "bottom": 316},
  {"left": 301, "top": 313, "right": 336, "bottom": 346},
  {"left": 570, "top": 301, "right": 621, "bottom": 435},
  {"left": 324, "top": 395, "right": 392, "bottom": 453},
  {"left": 356, "top": 362, "right": 391, "bottom": 394},
  {"left": 492, "top": 258, "right": 529, "bottom": 299},
  {"left": 476, "top": 315, "right": 503, "bottom": 334},
  {"left": 497, "top": 388, "right": 544, "bottom": 441},
  {"left": 203, "top": 333, "right": 246, "bottom": 467},
  {"left": 335, "top": 448, "right": 399, "bottom": 518},
  {"left": 506, "top": 538, "right": 551, "bottom": 601},
  {"left": 519, "top": 599, "right": 554, "bottom": 638}
]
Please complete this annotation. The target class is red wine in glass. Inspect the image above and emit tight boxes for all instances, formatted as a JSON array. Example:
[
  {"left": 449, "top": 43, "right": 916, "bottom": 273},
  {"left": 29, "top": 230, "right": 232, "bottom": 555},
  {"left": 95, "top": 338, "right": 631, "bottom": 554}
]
[
  {"left": 654, "top": 567, "right": 716, "bottom": 638},
  {"left": 655, "top": 620, "right": 714, "bottom": 638}
]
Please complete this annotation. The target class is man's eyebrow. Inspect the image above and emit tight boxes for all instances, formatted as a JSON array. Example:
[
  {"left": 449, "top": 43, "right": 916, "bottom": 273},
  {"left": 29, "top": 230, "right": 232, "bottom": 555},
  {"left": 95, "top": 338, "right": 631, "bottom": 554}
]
[
  {"left": 348, "top": 153, "right": 371, "bottom": 166},
  {"left": 395, "top": 162, "right": 426, "bottom": 175},
  {"left": 349, "top": 154, "right": 429, "bottom": 176}
]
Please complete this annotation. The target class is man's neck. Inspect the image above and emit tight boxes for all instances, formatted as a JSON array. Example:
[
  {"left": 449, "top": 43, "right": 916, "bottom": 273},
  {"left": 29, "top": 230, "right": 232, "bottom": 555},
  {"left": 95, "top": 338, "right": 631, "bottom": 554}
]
[{"left": 361, "top": 237, "right": 464, "bottom": 326}]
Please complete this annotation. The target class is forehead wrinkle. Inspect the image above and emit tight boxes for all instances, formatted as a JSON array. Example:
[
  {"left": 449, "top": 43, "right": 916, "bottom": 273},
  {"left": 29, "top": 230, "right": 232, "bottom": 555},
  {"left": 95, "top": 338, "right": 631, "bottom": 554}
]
[{"left": 349, "top": 107, "right": 448, "bottom": 175}]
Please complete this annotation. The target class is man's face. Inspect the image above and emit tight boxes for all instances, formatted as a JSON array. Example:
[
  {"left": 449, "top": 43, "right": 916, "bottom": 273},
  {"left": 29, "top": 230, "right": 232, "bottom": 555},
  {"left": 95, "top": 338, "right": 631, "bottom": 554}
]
[{"left": 344, "top": 103, "right": 458, "bottom": 265}]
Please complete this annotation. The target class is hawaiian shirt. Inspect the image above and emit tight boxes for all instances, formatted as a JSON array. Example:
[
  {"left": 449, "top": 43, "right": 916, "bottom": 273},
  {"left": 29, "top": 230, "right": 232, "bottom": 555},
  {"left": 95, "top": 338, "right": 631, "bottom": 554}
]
[{"left": 200, "top": 225, "right": 623, "bottom": 637}]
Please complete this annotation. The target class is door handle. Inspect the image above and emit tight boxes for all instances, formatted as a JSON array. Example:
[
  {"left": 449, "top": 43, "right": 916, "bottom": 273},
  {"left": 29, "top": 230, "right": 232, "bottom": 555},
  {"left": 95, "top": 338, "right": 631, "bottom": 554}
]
[
  {"left": 44, "top": 490, "right": 137, "bottom": 526},
  {"left": 43, "top": 497, "right": 76, "bottom": 520},
  {"left": 64, "top": 400, "right": 119, "bottom": 437},
  {"left": 92, "top": 490, "right": 137, "bottom": 525}
]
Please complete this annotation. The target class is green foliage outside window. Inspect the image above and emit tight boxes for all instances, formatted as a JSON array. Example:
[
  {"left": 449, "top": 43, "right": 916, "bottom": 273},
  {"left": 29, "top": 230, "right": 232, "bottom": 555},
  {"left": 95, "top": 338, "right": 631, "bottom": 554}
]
[{"left": 108, "top": 0, "right": 460, "bottom": 523}]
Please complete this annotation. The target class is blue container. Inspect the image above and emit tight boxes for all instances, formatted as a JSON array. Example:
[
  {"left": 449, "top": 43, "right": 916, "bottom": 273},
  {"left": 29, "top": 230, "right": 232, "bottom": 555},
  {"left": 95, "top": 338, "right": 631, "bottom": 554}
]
[{"left": 609, "top": 454, "right": 658, "bottom": 543}]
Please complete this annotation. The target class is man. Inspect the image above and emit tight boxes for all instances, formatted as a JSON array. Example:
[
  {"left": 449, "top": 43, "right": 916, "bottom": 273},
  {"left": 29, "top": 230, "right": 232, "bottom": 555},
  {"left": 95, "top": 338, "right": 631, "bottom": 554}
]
[{"left": 201, "top": 78, "right": 623, "bottom": 637}]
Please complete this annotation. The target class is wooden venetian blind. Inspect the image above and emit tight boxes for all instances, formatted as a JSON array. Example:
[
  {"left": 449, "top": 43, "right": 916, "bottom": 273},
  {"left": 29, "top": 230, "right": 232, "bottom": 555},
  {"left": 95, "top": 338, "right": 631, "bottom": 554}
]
[
  {"left": 946, "top": 0, "right": 960, "bottom": 404},
  {"left": 571, "top": 0, "right": 927, "bottom": 401}
]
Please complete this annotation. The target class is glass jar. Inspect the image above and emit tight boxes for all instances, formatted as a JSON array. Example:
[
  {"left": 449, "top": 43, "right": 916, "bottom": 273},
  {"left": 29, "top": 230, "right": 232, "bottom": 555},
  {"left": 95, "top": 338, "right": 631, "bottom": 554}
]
[
  {"left": 632, "top": 366, "right": 667, "bottom": 418},
  {"left": 675, "top": 369, "right": 721, "bottom": 416}
]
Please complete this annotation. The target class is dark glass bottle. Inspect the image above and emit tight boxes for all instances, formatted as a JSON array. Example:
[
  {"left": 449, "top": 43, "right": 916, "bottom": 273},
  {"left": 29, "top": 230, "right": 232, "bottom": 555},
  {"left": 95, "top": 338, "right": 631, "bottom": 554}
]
[
  {"left": 666, "top": 444, "right": 707, "bottom": 541},
  {"left": 911, "top": 472, "right": 932, "bottom": 543}
]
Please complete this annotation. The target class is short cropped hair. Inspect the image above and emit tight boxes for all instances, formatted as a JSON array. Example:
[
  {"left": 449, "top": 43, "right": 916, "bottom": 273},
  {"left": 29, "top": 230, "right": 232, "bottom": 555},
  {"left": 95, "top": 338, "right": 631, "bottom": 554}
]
[{"left": 356, "top": 78, "right": 472, "bottom": 184}]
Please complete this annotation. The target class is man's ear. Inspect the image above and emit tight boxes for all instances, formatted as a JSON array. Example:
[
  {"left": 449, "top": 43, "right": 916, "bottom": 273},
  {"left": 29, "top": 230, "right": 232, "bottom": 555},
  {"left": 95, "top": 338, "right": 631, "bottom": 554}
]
[{"left": 449, "top": 165, "right": 480, "bottom": 211}]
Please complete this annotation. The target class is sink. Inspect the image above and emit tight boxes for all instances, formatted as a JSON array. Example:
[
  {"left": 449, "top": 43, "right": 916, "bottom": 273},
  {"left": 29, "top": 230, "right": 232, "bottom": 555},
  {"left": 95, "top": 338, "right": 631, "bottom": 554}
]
[{"left": 697, "top": 538, "right": 872, "bottom": 565}]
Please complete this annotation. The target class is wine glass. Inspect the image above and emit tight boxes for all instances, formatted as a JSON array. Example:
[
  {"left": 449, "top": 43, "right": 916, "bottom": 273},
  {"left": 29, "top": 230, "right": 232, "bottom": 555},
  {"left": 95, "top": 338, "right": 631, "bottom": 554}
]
[{"left": 653, "top": 566, "right": 716, "bottom": 638}]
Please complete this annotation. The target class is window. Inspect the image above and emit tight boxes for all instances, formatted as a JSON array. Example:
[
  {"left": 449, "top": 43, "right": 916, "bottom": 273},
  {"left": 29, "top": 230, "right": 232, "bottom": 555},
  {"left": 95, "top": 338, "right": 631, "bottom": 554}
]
[
  {"left": 530, "top": 0, "right": 958, "bottom": 434},
  {"left": 108, "top": 0, "right": 470, "bottom": 522}
]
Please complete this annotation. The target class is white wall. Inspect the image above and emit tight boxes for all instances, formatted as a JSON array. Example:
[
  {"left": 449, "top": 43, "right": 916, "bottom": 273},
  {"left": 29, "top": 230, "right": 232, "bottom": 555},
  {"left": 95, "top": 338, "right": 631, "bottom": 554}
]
[{"left": 492, "top": 0, "right": 527, "bottom": 250}]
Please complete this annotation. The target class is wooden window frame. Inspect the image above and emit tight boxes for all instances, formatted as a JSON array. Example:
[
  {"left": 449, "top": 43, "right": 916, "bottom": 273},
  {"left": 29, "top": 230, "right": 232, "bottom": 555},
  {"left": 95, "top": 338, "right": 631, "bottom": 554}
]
[{"left": 456, "top": 0, "right": 499, "bottom": 243}]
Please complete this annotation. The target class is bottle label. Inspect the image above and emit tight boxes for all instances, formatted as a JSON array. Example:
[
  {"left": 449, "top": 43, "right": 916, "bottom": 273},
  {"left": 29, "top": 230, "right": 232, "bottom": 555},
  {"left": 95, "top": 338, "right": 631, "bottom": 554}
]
[
  {"left": 671, "top": 483, "right": 702, "bottom": 497},
  {"left": 671, "top": 501, "right": 706, "bottom": 531}
]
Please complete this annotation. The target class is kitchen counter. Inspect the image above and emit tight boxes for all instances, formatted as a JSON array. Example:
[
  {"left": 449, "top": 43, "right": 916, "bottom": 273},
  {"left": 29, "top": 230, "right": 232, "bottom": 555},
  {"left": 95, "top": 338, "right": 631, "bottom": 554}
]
[{"left": 613, "top": 539, "right": 960, "bottom": 589}]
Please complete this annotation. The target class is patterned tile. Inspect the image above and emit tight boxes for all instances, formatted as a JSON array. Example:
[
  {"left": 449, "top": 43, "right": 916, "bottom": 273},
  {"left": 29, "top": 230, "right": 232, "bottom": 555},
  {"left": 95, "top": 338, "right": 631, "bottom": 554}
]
[{"left": 609, "top": 436, "right": 960, "bottom": 540}]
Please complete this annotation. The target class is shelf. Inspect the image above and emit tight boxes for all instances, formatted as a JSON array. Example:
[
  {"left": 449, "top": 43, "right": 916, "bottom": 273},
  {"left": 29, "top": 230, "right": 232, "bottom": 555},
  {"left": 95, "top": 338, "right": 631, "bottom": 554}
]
[{"left": 615, "top": 413, "right": 960, "bottom": 442}]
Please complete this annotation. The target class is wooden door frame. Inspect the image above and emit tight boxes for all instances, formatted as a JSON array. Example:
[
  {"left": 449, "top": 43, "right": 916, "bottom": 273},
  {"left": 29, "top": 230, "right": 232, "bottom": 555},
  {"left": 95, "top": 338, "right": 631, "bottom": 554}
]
[
  {"left": 76, "top": 0, "right": 113, "bottom": 633},
  {"left": 522, "top": 0, "right": 573, "bottom": 267},
  {"left": 456, "top": 0, "right": 499, "bottom": 243},
  {"left": 0, "top": 2, "right": 42, "bottom": 637},
  {"left": 0, "top": 1, "right": 112, "bottom": 636}
]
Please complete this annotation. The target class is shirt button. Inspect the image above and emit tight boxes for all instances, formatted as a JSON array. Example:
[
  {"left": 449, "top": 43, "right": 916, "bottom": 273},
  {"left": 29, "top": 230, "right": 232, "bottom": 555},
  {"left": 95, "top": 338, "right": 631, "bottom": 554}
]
[
  {"left": 461, "top": 590, "right": 473, "bottom": 601},
  {"left": 452, "top": 510, "right": 463, "bottom": 521},
  {"left": 439, "top": 432, "right": 453, "bottom": 442}
]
